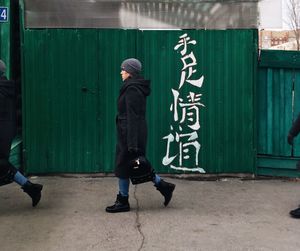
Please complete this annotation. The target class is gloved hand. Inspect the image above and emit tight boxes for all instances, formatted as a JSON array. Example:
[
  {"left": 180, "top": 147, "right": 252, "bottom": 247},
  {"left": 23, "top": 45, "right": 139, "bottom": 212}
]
[{"left": 287, "top": 133, "right": 294, "bottom": 145}]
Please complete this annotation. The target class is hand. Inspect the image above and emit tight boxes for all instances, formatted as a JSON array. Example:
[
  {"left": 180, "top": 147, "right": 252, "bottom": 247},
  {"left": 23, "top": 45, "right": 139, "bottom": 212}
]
[{"left": 287, "top": 133, "right": 294, "bottom": 145}]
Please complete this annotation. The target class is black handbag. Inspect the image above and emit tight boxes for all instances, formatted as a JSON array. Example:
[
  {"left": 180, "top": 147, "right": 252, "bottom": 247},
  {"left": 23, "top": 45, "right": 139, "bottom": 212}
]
[{"left": 129, "top": 156, "right": 155, "bottom": 185}]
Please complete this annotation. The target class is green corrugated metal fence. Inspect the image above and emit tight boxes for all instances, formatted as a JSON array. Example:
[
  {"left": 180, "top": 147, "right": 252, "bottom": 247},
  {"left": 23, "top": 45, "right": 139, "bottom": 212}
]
[
  {"left": 139, "top": 30, "right": 257, "bottom": 174},
  {"left": 22, "top": 29, "right": 101, "bottom": 173},
  {"left": 21, "top": 28, "right": 257, "bottom": 174},
  {"left": 258, "top": 50, "right": 300, "bottom": 177}
]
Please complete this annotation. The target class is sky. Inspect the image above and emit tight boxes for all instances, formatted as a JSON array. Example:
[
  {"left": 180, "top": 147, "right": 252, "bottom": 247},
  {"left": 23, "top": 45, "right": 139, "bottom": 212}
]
[{"left": 259, "top": 0, "right": 293, "bottom": 30}]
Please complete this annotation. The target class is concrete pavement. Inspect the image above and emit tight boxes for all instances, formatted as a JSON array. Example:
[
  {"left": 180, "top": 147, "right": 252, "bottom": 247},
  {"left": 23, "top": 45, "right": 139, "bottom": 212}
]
[{"left": 1, "top": 176, "right": 300, "bottom": 251}]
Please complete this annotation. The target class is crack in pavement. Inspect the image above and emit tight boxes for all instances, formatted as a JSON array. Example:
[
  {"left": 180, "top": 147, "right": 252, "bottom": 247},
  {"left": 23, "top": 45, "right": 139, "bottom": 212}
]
[{"left": 133, "top": 185, "right": 145, "bottom": 251}]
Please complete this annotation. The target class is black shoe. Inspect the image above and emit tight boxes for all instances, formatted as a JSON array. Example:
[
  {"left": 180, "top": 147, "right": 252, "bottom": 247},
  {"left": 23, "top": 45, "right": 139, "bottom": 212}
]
[
  {"left": 21, "top": 181, "right": 43, "bottom": 207},
  {"left": 290, "top": 207, "right": 300, "bottom": 218},
  {"left": 106, "top": 194, "right": 130, "bottom": 213},
  {"left": 155, "top": 179, "right": 175, "bottom": 206}
]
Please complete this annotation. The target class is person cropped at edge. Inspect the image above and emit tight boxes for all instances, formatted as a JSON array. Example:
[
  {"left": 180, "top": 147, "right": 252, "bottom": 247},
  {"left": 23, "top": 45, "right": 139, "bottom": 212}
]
[
  {"left": 0, "top": 59, "right": 43, "bottom": 207},
  {"left": 287, "top": 113, "right": 300, "bottom": 218},
  {"left": 106, "top": 58, "right": 175, "bottom": 213}
]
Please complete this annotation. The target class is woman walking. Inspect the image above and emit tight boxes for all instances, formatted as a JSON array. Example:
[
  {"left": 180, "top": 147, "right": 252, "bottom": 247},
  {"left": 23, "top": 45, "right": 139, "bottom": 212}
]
[
  {"left": 0, "top": 59, "right": 43, "bottom": 207},
  {"left": 106, "top": 58, "right": 175, "bottom": 213}
]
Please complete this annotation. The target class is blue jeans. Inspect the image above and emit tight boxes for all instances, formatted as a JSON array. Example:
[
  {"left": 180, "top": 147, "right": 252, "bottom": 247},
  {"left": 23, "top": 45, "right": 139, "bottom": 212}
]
[
  {"left": 13, "top": 171, "right": 28, "bottom": 186},
  {"left": 118, "top": 174, "right": 161, "bottom": 197}
]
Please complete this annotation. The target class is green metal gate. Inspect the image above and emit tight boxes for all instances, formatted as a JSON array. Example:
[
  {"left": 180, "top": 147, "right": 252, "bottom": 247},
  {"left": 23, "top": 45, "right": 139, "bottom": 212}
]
[
  {"left": 21, "top": 28, "right": 257, "bottom": 174},
  {"left": 257, "top": 50, "right": 300, "bottom": 177},
  {"left": 22, "top": 30, "right": 101, "bottom": 173}
]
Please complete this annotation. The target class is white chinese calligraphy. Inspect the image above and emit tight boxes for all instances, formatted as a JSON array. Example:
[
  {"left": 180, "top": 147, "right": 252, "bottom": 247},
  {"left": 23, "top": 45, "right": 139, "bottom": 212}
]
[{"left": 163, "top": 33, "right": 206, "bottom": 173}]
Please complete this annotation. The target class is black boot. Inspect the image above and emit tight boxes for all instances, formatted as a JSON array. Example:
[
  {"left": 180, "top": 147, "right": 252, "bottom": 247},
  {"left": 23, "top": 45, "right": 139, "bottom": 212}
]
[
  {"left": 21, "top": 181, "right": 43, "bottom": 207},
  {"left": 290, "top": 207, "right": 300, "bottom": 218},
  {"left": 155, "top": 179, "right": 175, "bottom": 206},
  {"left": 297, "top": 161, "right": 300, "bottom": 170},
  {"left": 106, "top": 194, "right": 130, "bottom": 213}
]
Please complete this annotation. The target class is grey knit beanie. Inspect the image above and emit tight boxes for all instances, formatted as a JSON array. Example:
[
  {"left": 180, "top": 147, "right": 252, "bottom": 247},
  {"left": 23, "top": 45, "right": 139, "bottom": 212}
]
[
  {"left": 121, "top": 58, "right": 142, "bottom": 75},
  {"left": 0, "top": 59, "right": 6, "bottom": 75}
]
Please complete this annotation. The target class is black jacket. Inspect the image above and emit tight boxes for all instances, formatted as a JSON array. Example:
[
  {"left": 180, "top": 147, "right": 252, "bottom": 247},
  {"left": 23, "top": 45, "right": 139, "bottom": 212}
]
[
  {"left": 114, "top": 75, "right": 151, "bottom": 178},
  {"left": 0, "top": 75, "right": 17, "bottom": 186},
  {"left": 0, "top": 75, "right": 15, "bottom": 158},
  {"left": 289, "top": 113, "right": 300, "bottom": 137}
]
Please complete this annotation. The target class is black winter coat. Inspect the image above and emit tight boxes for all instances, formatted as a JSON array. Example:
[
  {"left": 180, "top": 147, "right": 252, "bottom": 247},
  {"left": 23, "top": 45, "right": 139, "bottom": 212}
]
[
  {"left": 0, "top": 76, "right": 15, "bottom": 159},
  {"left": 115, "top": 76, "right": 151, "bottom": 178},
  {"left": 289, "top": 113, "right": 300, "bottom": 137},
  {"left": 0, "top": 76, "right": 17, "bottom": 186}
]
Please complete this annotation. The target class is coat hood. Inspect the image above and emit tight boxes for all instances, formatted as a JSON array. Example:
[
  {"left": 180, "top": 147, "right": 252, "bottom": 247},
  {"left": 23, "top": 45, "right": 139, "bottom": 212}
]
[{"left": 121, "top": 76, "right": 151, "bottom": 97}]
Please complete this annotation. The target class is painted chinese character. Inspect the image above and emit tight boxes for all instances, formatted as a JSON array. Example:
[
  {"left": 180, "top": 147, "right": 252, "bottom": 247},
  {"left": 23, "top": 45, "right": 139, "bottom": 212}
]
[
  {"left": 162, "top": 128, "right": 205, "bottom": 173},
  {"left": 162, "top": 33, "right": 206, "bottom": 173},
  {"left": 180, "top": 92, "right": 205, "bottom": 130},
  {"left": 178, "top": 52, "right": 204, "bottom": 89},
  {"left": 170, "top": 89, "right": 182, "bottom": 122},
  {"left": 162, "top": 126, "right": 178, "bottom": 166},
  {"left": 170, "top": 89, "right": 205, "bottom": 130},
  {"left": 174, "top": 33, "right": 196, "bottom": 56}
]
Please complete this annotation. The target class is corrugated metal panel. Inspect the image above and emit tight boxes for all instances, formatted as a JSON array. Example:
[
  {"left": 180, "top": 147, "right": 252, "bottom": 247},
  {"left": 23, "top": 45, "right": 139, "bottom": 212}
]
[
  {"left": 0, "top": 0, "right": 10, "bottom": 78},
  {"left": 257, "top": 50, "right": 300, "bottom": 158},
  {"left": 22, "top": 29, "right": 101, "bottom": 173},
  {"left": 257, "top": 50, "right": 300, "bottom": 177},
  {"left": 139, "top": 30, "right": 257, "bottom": 174},
  {"left": 257, "top": 67, "right": 293, "bottom": 156},
  {"left": 259, "top": 50, "right": 300, "bottom": 69},
  {"left": 22, "top": 29, "right": 257, "bottom": 174}
]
